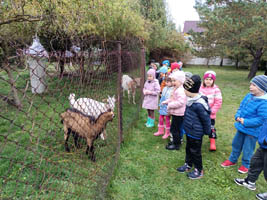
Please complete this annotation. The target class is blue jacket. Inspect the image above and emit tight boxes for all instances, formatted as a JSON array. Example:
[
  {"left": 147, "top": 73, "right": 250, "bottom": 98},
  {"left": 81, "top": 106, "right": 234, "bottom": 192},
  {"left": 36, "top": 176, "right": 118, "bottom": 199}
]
[
  {"left": 159, "top": 86, "right": 173, "bottom": 116},
  {"left": 234, "top": 93, "right": 267, "bottom": 138},
  {"left": 258, "top": 119, "right": 267, "bottom": 149},
  {"left": 184, "top": 95, "right": 211, "bottom": 140}
]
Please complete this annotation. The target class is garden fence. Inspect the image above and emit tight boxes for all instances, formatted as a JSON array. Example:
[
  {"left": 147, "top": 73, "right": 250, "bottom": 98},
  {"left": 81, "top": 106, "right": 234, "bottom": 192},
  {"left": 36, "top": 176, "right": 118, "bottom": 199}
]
[{"left": 0, "top": 37, "right": 145, "bottom": 199}]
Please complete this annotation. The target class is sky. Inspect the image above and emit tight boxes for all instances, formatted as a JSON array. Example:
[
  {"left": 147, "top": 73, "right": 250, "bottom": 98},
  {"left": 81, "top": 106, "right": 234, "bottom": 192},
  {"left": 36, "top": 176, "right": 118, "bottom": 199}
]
[{"left": 166, "top": 0, "right": 200, "bottom": 31}]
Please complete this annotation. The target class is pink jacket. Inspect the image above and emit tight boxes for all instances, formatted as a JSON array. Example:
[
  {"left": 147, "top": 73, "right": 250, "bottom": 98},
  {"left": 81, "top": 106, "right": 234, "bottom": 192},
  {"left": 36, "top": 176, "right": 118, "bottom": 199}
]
[
  {"left": 199, "top": 84, "right": 222, "bottom": 119},
  {"left": 142, "top": 79, "right": 161, "bottom": 110},
  {"left": 165, "top": 86, "right": 187, "bottom": 116}
]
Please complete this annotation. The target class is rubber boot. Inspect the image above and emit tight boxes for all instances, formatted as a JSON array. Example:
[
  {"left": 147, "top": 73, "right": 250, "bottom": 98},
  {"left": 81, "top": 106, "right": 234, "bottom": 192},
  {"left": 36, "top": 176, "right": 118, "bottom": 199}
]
[
  {"left": 145, "top": 117, "right": 151, "bottom": 127},
  {"left": 147, "top": 118, "right": 155, "bottom": 128},
  {"left": 154, "top": 126, "right": 164, "bottom": 136},
  {"left": 209, "top": 138, "right": 216, "bottom": 151},
  {"left": 162, "top": 127, "right": 170, "bottom": 139}
]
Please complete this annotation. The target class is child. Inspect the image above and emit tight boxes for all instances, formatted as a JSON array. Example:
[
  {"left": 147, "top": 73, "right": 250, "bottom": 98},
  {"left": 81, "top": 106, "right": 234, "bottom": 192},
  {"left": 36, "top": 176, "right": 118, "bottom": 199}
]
[
  {"left": 162, "top": 71, "right": 187, "bottom": 150},
  {"left": 221, "top": 75, "right": 267, "bottom": 174},
  {"left": 177, "top": 74, "right": 211, "bottom": 179},
  {"left": 158, "top": 66, "right": 169, "bottom": 91},
  {"left": 154, "top": 77, "right": 173, "bottom": 139},
  {"left": 234, "top": 119, "right": 267, "bottom": 200},
  {"left": 199, "top": 71, "right": 222, "bottom": 151},
  {"left": 142, "top": 69, "right": 161, "bottom": 128},
  {"left": 170, "top": 62, "right": 181, "bottom": 73}
]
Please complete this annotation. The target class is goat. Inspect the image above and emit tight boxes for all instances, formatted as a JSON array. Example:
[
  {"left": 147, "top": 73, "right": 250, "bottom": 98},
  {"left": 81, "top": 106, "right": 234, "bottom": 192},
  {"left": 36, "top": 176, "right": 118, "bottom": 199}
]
[
  {"left": 134, "top": 77, "right": 141, "bottom": 88},
  {"left": 68, "top": 93, "right": 116, "bottom": 140},
  {"left": 122, "top": 75, "right": 137, "bottom": 104},
  {"left": 60, "top": 108, "right": 114, "bottom": 161}
]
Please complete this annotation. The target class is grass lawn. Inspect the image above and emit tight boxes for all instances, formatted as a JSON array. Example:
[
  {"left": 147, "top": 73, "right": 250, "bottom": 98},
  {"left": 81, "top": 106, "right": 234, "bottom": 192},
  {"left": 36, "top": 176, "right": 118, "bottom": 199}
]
[
  {"left": 0, "top": 64, "right": 141, "bottom": 199},
  {"left": 108, "top": 66, "right": 266, "bottom": 200}
]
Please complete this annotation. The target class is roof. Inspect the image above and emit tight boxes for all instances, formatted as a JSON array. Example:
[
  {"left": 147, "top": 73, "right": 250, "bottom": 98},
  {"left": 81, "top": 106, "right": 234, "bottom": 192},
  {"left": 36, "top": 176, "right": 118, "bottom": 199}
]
[{"left": 183, "top": 21, "right": 205, "bottom": 34}]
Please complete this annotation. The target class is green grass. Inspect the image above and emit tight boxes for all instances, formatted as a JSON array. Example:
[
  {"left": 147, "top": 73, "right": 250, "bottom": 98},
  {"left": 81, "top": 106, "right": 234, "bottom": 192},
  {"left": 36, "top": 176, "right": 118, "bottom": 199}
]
[
  {"left": 108, "top": 66, "right": 266, "bottom": 200},
  {"left": 0, "top": 65, "right": 142, "bottom": 199}
]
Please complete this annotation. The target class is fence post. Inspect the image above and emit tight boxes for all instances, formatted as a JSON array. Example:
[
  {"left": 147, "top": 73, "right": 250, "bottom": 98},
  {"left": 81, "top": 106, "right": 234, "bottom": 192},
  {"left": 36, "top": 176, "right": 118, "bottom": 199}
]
[
  {"left": 140, "top": 46, "right": 146, "bottom": 103},
  {"left": 117, "top": 41, "right": 123, "bottom": 143}
]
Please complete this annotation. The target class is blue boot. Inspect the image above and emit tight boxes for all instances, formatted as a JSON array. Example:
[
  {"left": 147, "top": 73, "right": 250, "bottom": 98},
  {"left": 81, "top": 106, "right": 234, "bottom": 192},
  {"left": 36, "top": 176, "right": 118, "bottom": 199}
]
[
  {"left": 145, "top": 117, "right": 151, "bottom": 127},
  {"left": 147, "top": 118, "right": 155, "bottom": 128}
]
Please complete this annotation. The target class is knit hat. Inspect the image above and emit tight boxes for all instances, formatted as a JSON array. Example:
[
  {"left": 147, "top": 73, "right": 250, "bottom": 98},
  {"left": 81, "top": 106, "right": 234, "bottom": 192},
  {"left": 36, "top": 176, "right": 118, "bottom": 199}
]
[
  {"left": 171, "top": 62, "right": 181, "bottom": 72},
  {"left": 147, "top": 68, "right": 156, "bottom": 79},
  {"left": 251, "top": 75, "right": 267, "bottom": 93},
  {"left": 185, "top": 71, "right": 193, "bottom": 79},
  {"left": 162, "top": 60, "right": 170, "bottom": 67},
  {"left": 159, "top": 66, "right": 168, "bottom": 74},
  {"left": 183, "top": 74, "right": 202, "bottom": 93},
  {"left": 203, "top": 70, "right": 216, "bottom": 81},
  {"left": 155, "top": 62, "right": 160, "bottom": 68},
  {"left": 169, "top": 71, "right": 185, "bottom": 84}
]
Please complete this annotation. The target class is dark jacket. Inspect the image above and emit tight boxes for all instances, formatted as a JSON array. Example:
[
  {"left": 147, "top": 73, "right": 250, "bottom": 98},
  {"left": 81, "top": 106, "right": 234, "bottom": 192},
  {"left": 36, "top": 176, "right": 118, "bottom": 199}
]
[
  {"left": 258, "top": 119, "right": 267, "bottom": 149},
  {"left": 184, "top": 95, "right": 211, "bottom": 140}
]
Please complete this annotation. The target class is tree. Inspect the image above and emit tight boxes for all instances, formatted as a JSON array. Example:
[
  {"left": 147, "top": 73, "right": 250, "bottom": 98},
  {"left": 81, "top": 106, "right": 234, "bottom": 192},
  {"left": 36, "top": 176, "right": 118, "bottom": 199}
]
[{"left": 194, "top": 0, "right": 267, "bottom": 79}]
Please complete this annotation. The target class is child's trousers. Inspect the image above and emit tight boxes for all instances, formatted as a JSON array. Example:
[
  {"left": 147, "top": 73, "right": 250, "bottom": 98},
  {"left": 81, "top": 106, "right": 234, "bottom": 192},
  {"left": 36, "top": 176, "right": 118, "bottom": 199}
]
[
  {"left": 185, "top": 135, "right": 203, "bottom": 171},
  {"left": 229, "top": 131, "right": 257, "bottom": 168},
  {"left": 159, "top": 115, "right": 170, "bottom": 128},
  {"left": 247, "top": 147, "right": 267, "bottom": 183}
]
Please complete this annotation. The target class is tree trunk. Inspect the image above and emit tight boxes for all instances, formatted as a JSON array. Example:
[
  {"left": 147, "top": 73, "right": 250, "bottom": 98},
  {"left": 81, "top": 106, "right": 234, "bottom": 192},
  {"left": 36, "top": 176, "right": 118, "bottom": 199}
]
[
  {"left": 3, "top": 62, "right": 22, "bottom": 108},
  {"left": 220, "top": 57, "right": 223, "bottom": 67},
  {"left": 247, "top": 49, "right": 263, "bottom": 79},
  {"left": 206, "top": 58, "right": 210, "bottom": 68},
  {"left": 235, "top": 58, "right": 239, "bottom": 69}
]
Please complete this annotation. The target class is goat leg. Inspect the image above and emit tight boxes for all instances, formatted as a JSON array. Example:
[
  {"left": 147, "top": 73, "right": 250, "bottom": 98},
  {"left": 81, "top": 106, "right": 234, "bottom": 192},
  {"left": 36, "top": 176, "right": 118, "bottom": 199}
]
[
  {"left": 128, "top": 90, "right": 131, "bottom": 103},
  {"left": 64, "top": 128, "right": 71, "bottom": 152},
  {"left": 73, "top": 132, "right": 81, "bottom": 149},
  {"left": 133, "top": 90, "right": 136, "bottom": 105},
  {"left": 90, "top": 145, "right": 96, "bottom": 162}
]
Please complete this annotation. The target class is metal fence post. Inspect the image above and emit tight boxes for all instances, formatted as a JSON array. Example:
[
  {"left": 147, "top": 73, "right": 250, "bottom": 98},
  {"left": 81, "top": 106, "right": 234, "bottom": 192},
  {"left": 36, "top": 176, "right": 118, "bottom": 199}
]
[{"left": 117, "top": 42, "right": 123, "bottom": 143}]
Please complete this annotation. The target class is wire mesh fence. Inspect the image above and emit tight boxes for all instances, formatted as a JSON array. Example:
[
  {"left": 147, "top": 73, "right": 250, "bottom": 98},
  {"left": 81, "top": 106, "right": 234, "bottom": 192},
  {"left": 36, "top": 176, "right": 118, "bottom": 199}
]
[{"left": 0, "top": 37, "right": 145, "bottom": 199}]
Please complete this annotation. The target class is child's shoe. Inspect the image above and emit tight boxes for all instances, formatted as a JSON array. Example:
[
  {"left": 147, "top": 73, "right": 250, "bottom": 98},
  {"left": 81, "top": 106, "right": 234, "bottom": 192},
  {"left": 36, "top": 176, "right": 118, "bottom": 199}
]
[
  {"left": 147, "top": 118, "right": 155, "bottom": 128},
  {"left": 256, "top": 192, "right": 267, "bottom": 200},
  {"left": 238, "top": 165, "right": 248, "bottom": 174},
  {"left": 209, "top": 138, "right": 216, "bottom": 151},
  {"left": 165, "top": 141, "right": 180, "bottom": 150},
  {"left": 187, "top": 168, "right": 203, "bottom": 180},
  {"left": 177, "top": 163, "right": 192, "bottom": 173},
  {"left": 221, "top": 160, "right": 236, "bottom": 167},
  {"left": 145, "top": 117, "right": 151, "bottom": 127},
  {"left": 234, "top": 178, "right": 256, "bottom": 191},
  {"left": 154, "top": 125, "right": 164, "bottom": 136},
  {"left": 162, "top": 128, "right": 170, "bottom": 139}
]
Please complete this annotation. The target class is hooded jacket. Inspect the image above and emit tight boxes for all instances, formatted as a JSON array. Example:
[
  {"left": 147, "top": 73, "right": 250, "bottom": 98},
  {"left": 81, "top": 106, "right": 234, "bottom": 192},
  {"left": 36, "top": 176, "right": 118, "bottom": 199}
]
[
  {"left": 258, "top": 119, "right": 267, "bottom": 149},
  {"left": 234, "top": 93, "right": 267, "bottom": 138},
  {"left": 184, "top": 95, "right": 211, "bottom": 140}
]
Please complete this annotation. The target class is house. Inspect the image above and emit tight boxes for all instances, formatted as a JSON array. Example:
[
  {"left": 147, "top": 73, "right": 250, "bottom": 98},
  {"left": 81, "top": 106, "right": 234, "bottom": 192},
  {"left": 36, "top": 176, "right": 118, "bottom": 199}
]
[{"left": 183, "top": 21, "right": 235, "bottom": 66}]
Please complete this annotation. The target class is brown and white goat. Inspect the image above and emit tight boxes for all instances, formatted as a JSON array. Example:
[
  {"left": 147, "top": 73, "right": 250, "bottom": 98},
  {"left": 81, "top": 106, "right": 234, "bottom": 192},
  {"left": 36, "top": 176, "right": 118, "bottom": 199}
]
[
  {"left": 60, "top": 108, "right": 114, "bottom": 161},
  {"left": 122, "top": 75, "right": 137, "bottom": 104}
]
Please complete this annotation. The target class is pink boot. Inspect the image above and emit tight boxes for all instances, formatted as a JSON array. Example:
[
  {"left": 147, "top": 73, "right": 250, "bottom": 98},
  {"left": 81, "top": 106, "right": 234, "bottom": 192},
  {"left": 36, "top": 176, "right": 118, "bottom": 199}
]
[
  {"left": 154, "top": 125, "right": 164, "bottom": 136},
  {"left": 162, "top": 128, "right": 170, "bottom": 139}
]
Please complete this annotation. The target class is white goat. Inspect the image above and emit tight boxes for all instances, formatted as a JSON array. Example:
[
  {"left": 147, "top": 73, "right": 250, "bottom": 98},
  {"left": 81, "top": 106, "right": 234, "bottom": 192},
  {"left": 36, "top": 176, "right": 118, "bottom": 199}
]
[
  {"left": 122, "top": 75, "right": 137, "bottom": 104},
  {"left": 68, "top": 93, "right": 116, "bottom": 140}
]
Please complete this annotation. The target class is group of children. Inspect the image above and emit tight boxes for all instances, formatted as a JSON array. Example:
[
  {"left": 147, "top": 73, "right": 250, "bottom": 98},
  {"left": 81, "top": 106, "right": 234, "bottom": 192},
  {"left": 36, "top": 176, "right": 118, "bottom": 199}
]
[{"left": 142, "top": 60, "right": 267, "bottom": 199}]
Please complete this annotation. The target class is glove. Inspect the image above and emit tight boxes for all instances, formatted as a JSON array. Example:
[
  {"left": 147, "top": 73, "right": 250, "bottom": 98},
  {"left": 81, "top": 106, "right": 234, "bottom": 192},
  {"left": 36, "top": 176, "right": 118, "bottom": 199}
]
[{"left": 209, "top": 128, "right": 217, "bottom": 139}]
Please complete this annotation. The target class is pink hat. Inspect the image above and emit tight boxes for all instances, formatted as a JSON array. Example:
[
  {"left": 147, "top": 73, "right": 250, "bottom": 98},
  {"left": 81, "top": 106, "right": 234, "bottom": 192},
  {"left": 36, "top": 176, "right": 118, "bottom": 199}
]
[
  {"left": 147, "top": 68, "right": 156, "bottom": 79},
  {"left": 169, "top": 71, "right": 185, "bottom": 84},
  {"left": 170, "top": 62, "right": 181, "bottom": 72},
  {"left": 203, "top": 70, "right": 216, "bottom": 81}
]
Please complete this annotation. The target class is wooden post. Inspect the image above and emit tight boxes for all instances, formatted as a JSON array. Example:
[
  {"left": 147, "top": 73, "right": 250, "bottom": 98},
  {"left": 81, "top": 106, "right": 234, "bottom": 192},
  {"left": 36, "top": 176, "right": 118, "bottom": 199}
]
[
  {"left": 117, "top": 42, "right": 123, "bottom": 143},
  {"left": 140, "top": 46, "right": 146, "bottom": 103}
]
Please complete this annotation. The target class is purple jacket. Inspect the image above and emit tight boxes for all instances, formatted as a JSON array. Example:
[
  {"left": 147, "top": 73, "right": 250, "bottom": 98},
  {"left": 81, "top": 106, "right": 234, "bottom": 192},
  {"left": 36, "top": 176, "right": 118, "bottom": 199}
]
[{"left": 142, "top": 79, "right": 160, "bottom": 110}]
